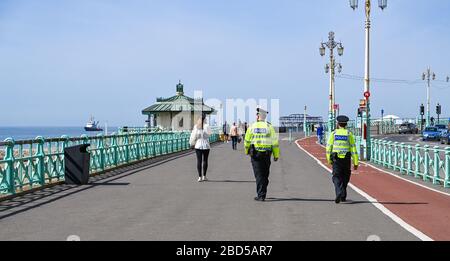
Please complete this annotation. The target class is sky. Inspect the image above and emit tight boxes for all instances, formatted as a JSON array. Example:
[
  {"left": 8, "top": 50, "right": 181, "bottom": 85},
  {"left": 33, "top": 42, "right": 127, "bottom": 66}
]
[{"left": 0, "top": 0, "right": 449, "bottom": 127}]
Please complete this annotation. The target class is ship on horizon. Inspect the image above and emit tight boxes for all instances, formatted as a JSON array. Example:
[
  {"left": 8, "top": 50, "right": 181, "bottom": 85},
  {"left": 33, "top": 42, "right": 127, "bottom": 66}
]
[{"left": 84, "top": 116, "right": 103, "bottom": 132}]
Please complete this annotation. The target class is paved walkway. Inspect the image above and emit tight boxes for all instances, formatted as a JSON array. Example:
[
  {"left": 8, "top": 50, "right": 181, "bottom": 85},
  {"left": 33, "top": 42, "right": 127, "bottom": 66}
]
[
  {"left": 0, "top": 136, "right": 423, "bottom": 241},
  {"left": 297, "top": 137, "right": 450, "bottom": 241}
]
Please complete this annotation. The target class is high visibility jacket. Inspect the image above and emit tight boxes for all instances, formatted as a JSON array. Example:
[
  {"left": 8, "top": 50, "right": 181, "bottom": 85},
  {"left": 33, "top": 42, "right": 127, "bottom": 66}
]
[
  {"left": 244, "top": 121, "right": 280, "bottom": 158},
  {"left": 326, "top": 128, "right": 359, "bottom": 166}
]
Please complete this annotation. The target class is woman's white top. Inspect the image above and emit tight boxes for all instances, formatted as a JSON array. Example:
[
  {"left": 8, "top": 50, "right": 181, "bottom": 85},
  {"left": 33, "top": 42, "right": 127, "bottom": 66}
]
[{"left": 189, "top": 124, "right": 211, "bottom": 150}]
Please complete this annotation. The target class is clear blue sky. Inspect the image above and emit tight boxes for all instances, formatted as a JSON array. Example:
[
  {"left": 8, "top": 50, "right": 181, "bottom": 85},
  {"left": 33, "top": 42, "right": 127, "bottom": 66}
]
[{"left": 1, "top": 0, "right": 449, "bottom": 126}]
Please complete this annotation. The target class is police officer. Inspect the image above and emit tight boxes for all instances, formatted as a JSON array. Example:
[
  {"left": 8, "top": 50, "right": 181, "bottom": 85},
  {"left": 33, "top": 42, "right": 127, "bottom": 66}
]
[
  {"left": 244, "top": 107, "right": 280, "bottom": 202},
  {"left": 326, "top": 116, "right": 359, "bottom": 204}
]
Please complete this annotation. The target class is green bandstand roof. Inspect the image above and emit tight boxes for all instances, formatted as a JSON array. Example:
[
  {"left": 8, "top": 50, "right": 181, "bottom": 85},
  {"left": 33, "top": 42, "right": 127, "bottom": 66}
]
[{"left": 142, "top": 82, "right": 215, "bottom": 115}]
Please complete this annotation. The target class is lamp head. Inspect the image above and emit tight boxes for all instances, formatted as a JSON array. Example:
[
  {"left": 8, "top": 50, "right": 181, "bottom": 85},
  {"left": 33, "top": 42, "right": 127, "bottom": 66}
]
[
  {"left": 337, "top": 43, "right": 344, "bottom": 56},
  {"left": 319, "top": 44, "right": 326, "bottom": 57},
  {"left": 378, "top": 0, "right": 388, "bottom": 10},
  {"left": 349, "top": 0, "right": 358, "bottom": 10}
]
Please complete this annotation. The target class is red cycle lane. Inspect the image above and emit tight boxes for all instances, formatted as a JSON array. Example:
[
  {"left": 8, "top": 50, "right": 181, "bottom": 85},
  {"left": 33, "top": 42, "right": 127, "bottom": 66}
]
[{"left": 297, "top": 137, "right": 450, "bottom": 241}]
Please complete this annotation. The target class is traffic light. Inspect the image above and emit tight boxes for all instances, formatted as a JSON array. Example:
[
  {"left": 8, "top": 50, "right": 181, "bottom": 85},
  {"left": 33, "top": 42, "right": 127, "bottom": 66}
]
[
  {"left": 436, "top": 104, "right": 442, "bottom": 115},
  {"left": 420, "top": 104, "right": 425, "bottom": 116},
  {"left": 357, "top": 108, "right": 362, "bottom": 117}
]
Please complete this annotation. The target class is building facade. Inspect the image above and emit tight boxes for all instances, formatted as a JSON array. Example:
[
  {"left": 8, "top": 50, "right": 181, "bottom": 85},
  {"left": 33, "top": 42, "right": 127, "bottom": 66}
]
[
  {"left": 279, "top": 114, "right": 324, "bottom": 130},
  {"left": 142, "top": 82, "right": 215, "bottom": 131}
]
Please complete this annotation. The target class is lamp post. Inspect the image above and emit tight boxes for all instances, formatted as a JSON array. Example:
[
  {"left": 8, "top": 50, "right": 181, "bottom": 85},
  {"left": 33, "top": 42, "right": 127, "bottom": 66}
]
[
  {"left": 436, "top": 103, "right": 442, "bottom": 125},
  {"left": 422, "top": 67, "right": 436, "bottom": 127},
  {"left": 304, "top": 105, "right": 307, "bottom": 135},
  {"left": 320, "top": 31, "right": 344, "bottom": 132},
  {"left": 349, "top": 0, "right": 387, "bottom": 161}
]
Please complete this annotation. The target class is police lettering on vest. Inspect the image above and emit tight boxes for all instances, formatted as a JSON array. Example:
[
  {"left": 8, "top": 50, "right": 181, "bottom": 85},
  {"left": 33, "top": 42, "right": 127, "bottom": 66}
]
[
  {"left": 244, "top": 121, "right": 279, "bottom": 158},
  {"left": 326, "top": 128, "right": 359, "bottom": 165}
]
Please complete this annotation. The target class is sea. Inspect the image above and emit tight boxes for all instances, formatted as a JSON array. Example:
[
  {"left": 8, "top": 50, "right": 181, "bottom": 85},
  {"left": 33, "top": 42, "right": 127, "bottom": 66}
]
[{"left": 0, "top": 127, "right": 119, "bottom": 142}]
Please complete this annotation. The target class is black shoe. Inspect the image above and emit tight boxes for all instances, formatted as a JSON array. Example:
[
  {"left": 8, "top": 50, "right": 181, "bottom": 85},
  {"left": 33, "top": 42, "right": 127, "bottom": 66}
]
[
  {"left": 254, "top": 197, "right": 265, "bottom": 202},
  {"left": 341, "top": 197, "right": 347, "bottom": 202},
  {"left": 335, "top": 197, "right": 341, "bottom": 204}
]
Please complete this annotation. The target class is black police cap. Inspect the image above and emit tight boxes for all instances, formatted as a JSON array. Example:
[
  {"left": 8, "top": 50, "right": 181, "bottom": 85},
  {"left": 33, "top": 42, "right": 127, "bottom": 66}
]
[
  {"left": 336, "top": 115, "right": 350, "bottom": 123},
  {"left": 256, "top": 107, "right": 269, "bottom": 115}
]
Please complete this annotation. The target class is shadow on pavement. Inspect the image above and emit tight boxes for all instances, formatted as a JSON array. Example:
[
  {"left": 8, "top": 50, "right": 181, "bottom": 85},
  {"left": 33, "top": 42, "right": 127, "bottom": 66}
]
[
  {"left": 265, "top": 198, "right": 335, "bottom": 203},
  {"left": 0, "top": 150, "right": 196, "bottom": 220},
  {"left": 207, "top": 180, "right": 255, "bottom": 183},
  {"left": 266, "top": 198, "right": 428, "bottom": 205}
]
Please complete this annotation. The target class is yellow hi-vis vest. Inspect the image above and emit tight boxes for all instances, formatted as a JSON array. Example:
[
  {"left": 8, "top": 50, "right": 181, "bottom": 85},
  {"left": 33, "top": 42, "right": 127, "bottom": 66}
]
[
  {"left": 244, "top": 121, "right": 280, "bottom": 158},
  {"left": 326, "top": 128, "right": 359, "bottom": 166}
]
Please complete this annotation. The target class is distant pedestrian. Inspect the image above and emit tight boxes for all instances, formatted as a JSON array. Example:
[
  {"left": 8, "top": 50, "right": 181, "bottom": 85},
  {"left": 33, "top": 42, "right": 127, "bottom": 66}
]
[
  {"left": 230, "top": 123, "right": 240, "bottom": 150},
  {"left": 223, "top": 121, "right": 230, "bottom": 143},
  {"left": 190, "top": 113, "right": 211, "bottom": 182},
  {"left": 317, "top": 124, "right": 324, "bottom": 145}
]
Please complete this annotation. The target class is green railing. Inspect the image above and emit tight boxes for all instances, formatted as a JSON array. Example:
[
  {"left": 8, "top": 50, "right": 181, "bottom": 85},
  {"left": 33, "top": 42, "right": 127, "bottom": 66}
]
[
  {"left": 118, "top": 126, "right": 163, "bottom": 134},
  {"left": 371, "top": 139, "right": 450, "bottom": 188},
  {"left": 371, "top": 120, "right": 398, "bottom": 135},
  {"left": 0, "top": 131, "right": 220, "bottom": 196}
]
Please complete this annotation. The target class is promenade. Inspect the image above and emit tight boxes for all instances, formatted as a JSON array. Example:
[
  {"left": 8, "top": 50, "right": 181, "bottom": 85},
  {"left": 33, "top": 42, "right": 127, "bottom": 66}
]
[{"left": 0, "top": 134, "right": 434, "bottom": 241}]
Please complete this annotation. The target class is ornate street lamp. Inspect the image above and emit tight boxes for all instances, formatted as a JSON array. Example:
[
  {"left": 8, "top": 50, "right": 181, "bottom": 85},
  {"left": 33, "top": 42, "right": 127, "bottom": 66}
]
[
  {"left": 319, "top": 31, "right": 344, "bottom": 132},
  {"left": 422, "top": 67, "right": 436, "bottom": 127},
  {"left": 349, "top": 0, "right": 387, "bottom": 161}
]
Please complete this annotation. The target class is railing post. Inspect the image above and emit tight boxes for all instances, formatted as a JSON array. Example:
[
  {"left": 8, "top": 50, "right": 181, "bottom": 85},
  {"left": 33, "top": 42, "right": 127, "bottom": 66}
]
[
  {"left": 433, "top": 146, "right": 440, "bottom": 185},
  {"left": 370, "top": 139, "right": 375, "bottom": 163},
  {"left": 177, "top": 132, "right": 181, "bottom": 149},
  {"left": 61, "top": 135, "right": 69, "bottom": 180},
  {"left": 4, "top": 138, "right": 15, "bottom": 195},
  {"left": 111, "top": 134, "right": 118, "bottom": 166},
  {"left": 150, "top": 133, "right": 155, "bottom": 157},
  {"left": 124, "top": 133, "right": 129, "bottom": 163},
  {"left": 445, "top": 147, "right": 450, "bottom": 188},
  {"left": 35, "top": 136, "right": 46, "bottom": 186},
  {"left": 415, "top": 144, "right": 421, "bottom": 178},
  {"left": 164, "top": 133, "right": 168, "bottom": 155},
  {"left": 97, "top": 134, "right": 105, "bottom": 172},
  {"left": 423, "top": 145, "right": 430, "bottom": 182},
  {"left": 135, "top": 133, "right": 141, "bottom": 161},
  {"left": 393, "top": 142, "right": 399, "bottom": 171},
  {"left": 387, "top": 141, "right": 393, "bottom": 169},
  {"left": 407, "top": 145, "right": 412, "bottom": 176},
  {"left": 144, "top": 132, "right": 150, "bottom": 159},
  {"left": 400, "top": 143, "right": 405, "bottom": 174},
  {"left": 154, "top": 134, "right": 159, "bottom": 156}
]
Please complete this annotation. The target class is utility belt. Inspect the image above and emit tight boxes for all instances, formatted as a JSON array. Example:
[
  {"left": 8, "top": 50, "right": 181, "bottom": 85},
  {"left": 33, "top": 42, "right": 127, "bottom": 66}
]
[
  {"left": 331, "top": 152, "right": 351, "bottom": 164},
  {"left": 249, "top": 144, "right": 272, "bottom": 159}
]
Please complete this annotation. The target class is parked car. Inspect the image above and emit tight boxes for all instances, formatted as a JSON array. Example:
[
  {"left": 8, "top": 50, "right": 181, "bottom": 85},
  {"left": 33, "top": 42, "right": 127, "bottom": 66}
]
[
  {"left": 435, "top": 124, "right": 448, "bottom": 139},
  {"left": 422, "top": 127, "right": 440, "bottom": 141},
  {"left": 440, "top": 132, "right": 450, "bottom": 145},
  {"left": 398, "top": 123, "right": 419, "bottom": 134}
]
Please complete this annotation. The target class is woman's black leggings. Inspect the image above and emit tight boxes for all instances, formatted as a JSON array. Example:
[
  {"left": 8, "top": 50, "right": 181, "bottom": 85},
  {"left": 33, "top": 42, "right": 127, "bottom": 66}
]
[{"left": 195, "top": 149, "right": 210, "bottom": 177}]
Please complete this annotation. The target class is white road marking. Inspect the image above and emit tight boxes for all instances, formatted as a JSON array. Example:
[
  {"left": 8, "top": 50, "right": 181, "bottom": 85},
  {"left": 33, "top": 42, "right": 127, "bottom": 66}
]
[
  {"left": 317, "top": 140, "right": 450, "bottom": 197},
  {"left": 295, "top": 138, "right": 434, "bottom": 242},
  {"left": 367, "top": 235, "right": 381, "bottom": 241},
  {"left": 67, "top": 235, "right": 81, "bottom": 241},
  {"left": 361, "top": 162, "right": 450, "bottom": 197}
]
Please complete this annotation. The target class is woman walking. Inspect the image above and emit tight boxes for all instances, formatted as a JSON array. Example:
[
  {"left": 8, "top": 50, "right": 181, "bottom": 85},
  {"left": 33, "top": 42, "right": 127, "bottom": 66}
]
[
  {"left": 190, "top": 113, "right": 211, "bottom": 182},
  {"left": 230, "top": 122, "right": 240, "bottom": 150}
]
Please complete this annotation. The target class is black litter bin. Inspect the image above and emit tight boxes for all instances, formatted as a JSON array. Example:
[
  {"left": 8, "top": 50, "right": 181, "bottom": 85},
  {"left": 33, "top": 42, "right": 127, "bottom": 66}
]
[{"left": 64, "top": 144, "right": 91, "bottom": 185}]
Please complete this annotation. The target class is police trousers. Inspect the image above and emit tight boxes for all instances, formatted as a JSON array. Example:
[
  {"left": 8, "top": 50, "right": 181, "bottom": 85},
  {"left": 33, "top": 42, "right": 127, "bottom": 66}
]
[
  {"left": 332, "top": 154, "right": 352, "bottom": 199},
  {"left": 251, "top": 152, "right": 272, "bottom": 199}
]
